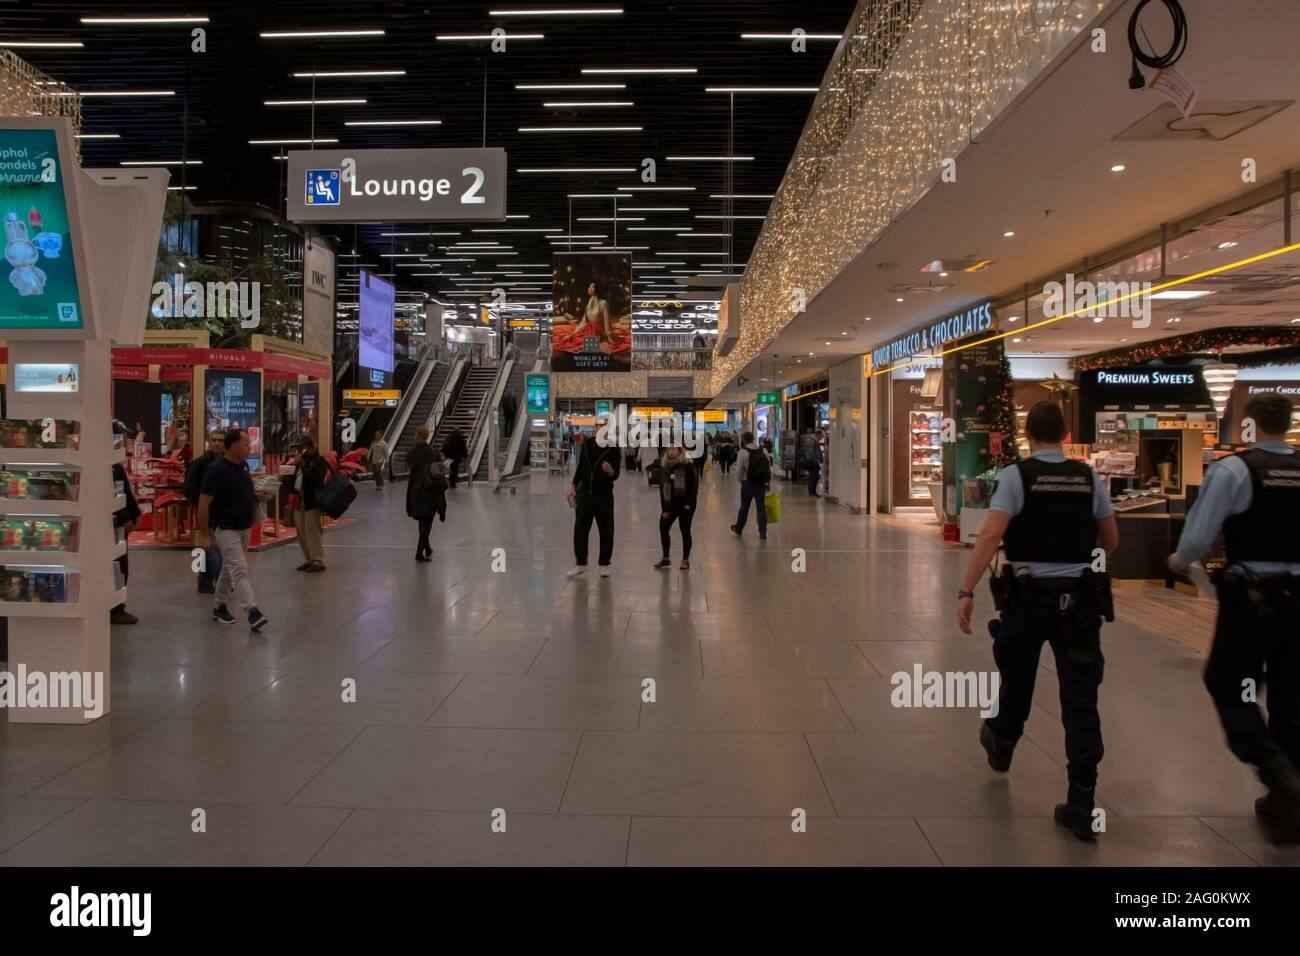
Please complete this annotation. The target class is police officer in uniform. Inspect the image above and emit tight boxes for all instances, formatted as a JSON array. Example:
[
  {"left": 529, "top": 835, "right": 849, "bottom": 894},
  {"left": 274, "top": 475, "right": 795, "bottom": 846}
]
[
  {"left": 957, "top": 402, "right": 1119, "bottom": 840},
  {"left": 1169, "top": 392, "right": 1300, "bottom": 845}
]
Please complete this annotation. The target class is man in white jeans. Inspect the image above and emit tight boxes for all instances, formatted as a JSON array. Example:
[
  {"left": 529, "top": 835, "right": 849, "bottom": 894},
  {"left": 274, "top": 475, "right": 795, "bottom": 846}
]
[{"left": 196, "top": 428, "right": 268, "bottom": 631}]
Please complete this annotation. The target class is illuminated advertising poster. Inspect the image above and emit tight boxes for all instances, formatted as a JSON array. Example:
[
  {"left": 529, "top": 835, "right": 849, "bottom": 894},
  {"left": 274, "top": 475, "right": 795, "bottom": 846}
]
[
  {"left": 14, "top": 362, "right": 79, "bottom": 393},
  {"left": 205, "top": 369, "right": 263, "bottom": 471},
  {"left": 358, "top": 269, "right": 395, "bottom": 381},
  {"left": 298, "top": 382, "right": 319, "bottom": 443},
  {"left": 0, "top": 128, "right": 84, "bottom": 331},
  {"left": 551, "top": 252, "right": 632, "bottom": 372}
]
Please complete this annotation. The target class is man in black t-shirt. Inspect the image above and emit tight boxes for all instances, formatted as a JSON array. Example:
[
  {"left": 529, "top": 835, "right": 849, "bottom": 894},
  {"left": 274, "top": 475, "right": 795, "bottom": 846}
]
[
  {"left": 197, "top": 429, "right": 268, "bottom": 630},
  {"left": 185, "top": 429, "right": 225, "bottom": 593}
]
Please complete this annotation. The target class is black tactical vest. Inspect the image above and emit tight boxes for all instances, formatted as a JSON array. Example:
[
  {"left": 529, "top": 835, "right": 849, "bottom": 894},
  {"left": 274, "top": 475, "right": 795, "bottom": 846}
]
[
  {"left": 1222, "top": 448, "right": 1300, "bottom": 564},
  {"left": 1003, "top": 457, "right": 1098, "bottom": 564}
]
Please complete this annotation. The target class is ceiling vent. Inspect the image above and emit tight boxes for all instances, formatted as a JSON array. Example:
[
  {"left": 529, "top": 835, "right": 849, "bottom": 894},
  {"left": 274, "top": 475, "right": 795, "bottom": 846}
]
[
  {"left": 1115, "top": 100, "right": 1292, "bottom": 142},
  {"left": 888, "top": 282, "right": 953, "bottom": 295}
]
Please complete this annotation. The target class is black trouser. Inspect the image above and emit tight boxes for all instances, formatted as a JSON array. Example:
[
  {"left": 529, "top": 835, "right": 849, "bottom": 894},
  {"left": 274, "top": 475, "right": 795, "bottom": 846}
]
[
  {"left": 574, "top": 491, "right": 615, "bottom": 566},
  {"left": 987, "top": 582, "right": 1105, "bottom": 801},
  {"left": 113, "top": 549, "right": 129, "bottom": 612},
  {"left": 659, "top": 502, "right": 694, "bottom": 560},
  {"left": 447, "top": 458, "right": 462, "bottom": 488},
  {"left": 807, "top": 461, "right": 821, "bottom": 495},
  {"left": 374, "top": 463, "right": 385, "bottom": 489},
  {"left": 415, "top": 516, "right": 433, "bottom": 557},
  {"left": 1204, "top": 578, "right": 1300, "bottom": 775}
]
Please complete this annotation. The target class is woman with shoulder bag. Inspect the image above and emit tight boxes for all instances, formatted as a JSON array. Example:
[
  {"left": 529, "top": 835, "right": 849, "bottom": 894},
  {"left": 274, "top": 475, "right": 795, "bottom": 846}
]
[{"left": 406, "top": 425, "right": 440, "bottom": 562}]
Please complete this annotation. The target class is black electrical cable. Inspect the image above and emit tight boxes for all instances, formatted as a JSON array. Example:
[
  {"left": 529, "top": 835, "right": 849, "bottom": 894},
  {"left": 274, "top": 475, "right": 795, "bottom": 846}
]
[{"left": 1127, "top": 0, "right": 1189, "bottom": 90}]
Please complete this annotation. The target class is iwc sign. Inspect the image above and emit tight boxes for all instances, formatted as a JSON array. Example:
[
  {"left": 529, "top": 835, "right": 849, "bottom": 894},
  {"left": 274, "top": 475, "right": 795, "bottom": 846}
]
[{"left": 285, "top": 147, "right": 507, "bottom": 223}]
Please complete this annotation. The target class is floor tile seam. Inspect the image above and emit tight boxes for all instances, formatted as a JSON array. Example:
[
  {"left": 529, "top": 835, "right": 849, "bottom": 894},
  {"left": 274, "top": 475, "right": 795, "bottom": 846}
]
[
  {"left": 303, "top": 807, "right": 357, "bottom": 867},
  {"left": 12, "top": 714, "right": 169, "bottom": 799},
  {"left": 420, "top": 673, "right": 471, "bottom": 725},
  {"left": 0, "top": 797, "right": 87, "bottom": 858},
  {"left": 276, "top": 723, "right": 370, "bottom": 808}
]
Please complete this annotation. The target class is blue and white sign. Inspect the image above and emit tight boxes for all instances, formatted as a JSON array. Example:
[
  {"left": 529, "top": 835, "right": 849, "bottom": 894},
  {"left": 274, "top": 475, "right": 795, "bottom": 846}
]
[
  {"left": 870, "top": 302, "right": 994, "bottom": 370},
  {"left": 287, "top": 147, "right": 507, "bottom": 223},
  {"left": 305, "top": 169, "right": 341, "bottom": 206}
]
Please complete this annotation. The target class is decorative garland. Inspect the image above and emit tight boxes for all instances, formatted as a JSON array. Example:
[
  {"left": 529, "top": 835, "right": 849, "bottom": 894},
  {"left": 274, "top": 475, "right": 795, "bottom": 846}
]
[{"left": 1073, "top": 327, "right": 1300, "bottom": 371}]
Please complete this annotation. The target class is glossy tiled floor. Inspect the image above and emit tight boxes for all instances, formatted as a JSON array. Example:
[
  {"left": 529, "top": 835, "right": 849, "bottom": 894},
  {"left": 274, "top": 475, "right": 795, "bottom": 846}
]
[{"left": 2, "top": 466, "right": 1296, "bottom": 866}]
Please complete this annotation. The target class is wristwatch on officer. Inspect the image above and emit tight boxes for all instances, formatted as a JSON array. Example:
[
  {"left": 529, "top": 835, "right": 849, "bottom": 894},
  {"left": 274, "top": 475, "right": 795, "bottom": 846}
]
[{"left": 957, "top": 590, "right": 975, "bottom": 600}]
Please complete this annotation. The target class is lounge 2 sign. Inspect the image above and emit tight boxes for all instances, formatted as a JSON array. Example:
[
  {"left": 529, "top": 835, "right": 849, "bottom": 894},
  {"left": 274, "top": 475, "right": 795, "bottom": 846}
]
[{"left": 286, "top": 147, "right": 507, "bottom": 223}]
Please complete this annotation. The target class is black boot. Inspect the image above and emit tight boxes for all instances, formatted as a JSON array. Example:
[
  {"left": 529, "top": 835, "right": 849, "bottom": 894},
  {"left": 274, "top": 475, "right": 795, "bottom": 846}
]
[
  {"left": 980, "top": 721, "right": 1015, "bottom": 772},
  {"left": 1054, "top": 783, "right": 1098, "bottom": 842},
  {"left": 1254, "top": 758, "right": 1300, "bottom": 845}
]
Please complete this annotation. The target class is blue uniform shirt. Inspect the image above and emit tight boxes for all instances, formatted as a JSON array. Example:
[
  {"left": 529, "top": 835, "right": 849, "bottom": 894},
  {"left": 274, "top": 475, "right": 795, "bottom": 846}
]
[
  {"left": 1176, "top": 440, "right": 1300, "bottom": 575},
  {"left": 989, "top": 449, "right": 1114, "bottom": 579}
]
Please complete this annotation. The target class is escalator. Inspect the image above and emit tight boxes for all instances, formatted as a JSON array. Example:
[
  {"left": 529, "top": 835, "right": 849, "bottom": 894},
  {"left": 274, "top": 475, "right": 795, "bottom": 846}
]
[
  {"left": 432, "top": 365, "right": 498, "bottom": 479},
  {"left": 474, "top": 350, "right": 535, "bottom": 481},
  {"left": 390, "top": 358, "right": 463, "bottom": 477}
]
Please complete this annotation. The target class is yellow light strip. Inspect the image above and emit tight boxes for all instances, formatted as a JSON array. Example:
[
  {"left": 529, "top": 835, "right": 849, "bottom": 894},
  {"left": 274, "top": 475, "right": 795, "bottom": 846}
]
[{"left": 869, "top": 241, "right": 1300, "bottom": 377}]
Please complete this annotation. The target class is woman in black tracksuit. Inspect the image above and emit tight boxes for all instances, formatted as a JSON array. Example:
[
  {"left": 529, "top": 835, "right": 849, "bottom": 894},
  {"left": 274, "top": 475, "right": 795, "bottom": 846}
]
[{"left": 654, "top": 443, "right": 699, "bottom": 571}]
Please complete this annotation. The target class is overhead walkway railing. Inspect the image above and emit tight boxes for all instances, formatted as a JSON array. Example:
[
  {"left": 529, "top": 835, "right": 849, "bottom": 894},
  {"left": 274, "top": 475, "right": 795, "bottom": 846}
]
[{"left": 709, "top": 0, "right": 1113, "bottom": 395}]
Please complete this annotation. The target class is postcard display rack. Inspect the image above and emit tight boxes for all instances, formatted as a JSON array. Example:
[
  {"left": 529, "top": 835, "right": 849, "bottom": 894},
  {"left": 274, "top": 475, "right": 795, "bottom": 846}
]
[{"left": 1, "top": 118, "right": 167, "bottom": 722}]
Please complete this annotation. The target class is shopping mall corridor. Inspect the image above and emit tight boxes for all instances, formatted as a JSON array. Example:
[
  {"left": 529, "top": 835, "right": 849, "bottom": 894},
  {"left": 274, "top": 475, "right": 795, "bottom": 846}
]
[{"left": 1, "top": 467, "right": 1295, "bottom": 867}]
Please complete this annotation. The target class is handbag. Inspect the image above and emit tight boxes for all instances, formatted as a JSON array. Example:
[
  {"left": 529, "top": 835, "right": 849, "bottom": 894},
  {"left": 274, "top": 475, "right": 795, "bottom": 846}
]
[{"left": 764, "top": 492, "right": 781, "bottom": 524}]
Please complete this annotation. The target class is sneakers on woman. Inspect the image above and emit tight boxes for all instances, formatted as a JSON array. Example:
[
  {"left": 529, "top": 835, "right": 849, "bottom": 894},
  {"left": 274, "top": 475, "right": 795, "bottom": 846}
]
[
  {"left": 654, "top": 559, "right": 671, "bottom": 570},
  {"left": 566, "top": 566, "right": 586, "bottom": 577}
]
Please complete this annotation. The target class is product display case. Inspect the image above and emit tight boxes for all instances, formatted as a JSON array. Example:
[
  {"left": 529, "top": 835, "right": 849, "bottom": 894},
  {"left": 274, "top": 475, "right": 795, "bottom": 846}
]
[{"left": 908, "top": 410, "right": 943, "bottom": 499}]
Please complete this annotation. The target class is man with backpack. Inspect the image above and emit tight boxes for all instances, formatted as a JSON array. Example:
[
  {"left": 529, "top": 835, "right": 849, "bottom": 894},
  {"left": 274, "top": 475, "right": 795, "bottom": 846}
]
[{"left": 731, "top": 431, "right": 771, "bottom": 540}]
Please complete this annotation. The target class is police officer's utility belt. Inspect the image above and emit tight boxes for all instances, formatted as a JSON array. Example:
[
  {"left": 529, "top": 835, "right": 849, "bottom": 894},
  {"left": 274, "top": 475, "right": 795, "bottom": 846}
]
[
  {"left": 1215, "top": 566, "right": 1300, "bottom": 617},
  {"left": 990, "top": 565, "right": 1114, "bottom": 622}
]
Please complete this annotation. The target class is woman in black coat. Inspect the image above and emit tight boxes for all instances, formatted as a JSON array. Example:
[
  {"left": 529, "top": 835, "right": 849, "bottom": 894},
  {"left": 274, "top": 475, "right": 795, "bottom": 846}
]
[
  {"left": 654, "top": 443, "right": 699, "bottom": 571},
  {"left": 406, "top": 426, "right": 445, "bottom": 561}
]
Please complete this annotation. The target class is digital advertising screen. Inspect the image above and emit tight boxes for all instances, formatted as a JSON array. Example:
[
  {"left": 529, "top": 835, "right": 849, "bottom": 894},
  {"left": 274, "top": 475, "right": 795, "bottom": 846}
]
[
  {"left": 205, "top": 369, "right": 263, "bottom": 471},
  {"left": 551, "top": 252, "right": 632, "bottom": 373},
  {"left": 0, "top": 127, "right": 85, "bottom": 332},
  {"left": 13, "top": 362, "right": 79, "bottom": 393},
  {"left": 358, "top": 269, "right": 395, "bottom": 375}
]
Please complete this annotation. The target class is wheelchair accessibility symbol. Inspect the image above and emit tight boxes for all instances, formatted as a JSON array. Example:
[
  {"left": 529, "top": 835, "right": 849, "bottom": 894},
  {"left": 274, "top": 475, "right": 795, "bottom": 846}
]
[{"left": 305, "top": 169, "right": 341, "bottom": 205}]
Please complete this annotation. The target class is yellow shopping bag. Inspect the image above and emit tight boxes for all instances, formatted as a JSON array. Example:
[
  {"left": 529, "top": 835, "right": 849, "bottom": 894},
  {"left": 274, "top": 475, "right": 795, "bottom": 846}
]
[{"left": 764, "top": 492, "right": 781, "bottom": 524}]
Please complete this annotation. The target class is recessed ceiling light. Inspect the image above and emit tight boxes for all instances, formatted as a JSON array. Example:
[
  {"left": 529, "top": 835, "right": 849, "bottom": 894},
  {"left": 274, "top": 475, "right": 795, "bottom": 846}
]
[
  {"left": 516, "top": 83, "right": 626, "bottom": 90},
  {"left": 519, "top": 126, "right": 641, "bottom": 132},
  {"left": 292, "top": 70, "right": 406, "bottom": 78},
  {"left": 1151, "top": 289, "right": 1214, "bottom": 300},
  {"left": 1002, "top": 231, "right": 1015, "bottom": 238},
  {"left": 1291, "top": 318, "right": 1300, "bottom": 324},
  {"left": 581, "top": 67, "right": 696, "bottom": 74},
  {"left": 120, "top": 159, "right": 202, "bottom": 166},
  {"left": 490, "top": 7, "right": 624, "bottom": 15},
  {"left": 939, "top": 271, "right": 948, "bottom": 277},
  {"left": 437, "top": 33, "right": 544, "bottom": 40},
  {"left": 840, "top": 331, "right": 848, "bottom": 335},
  {"left": 58, "top": 89, "right": 176, "bottom": 97},
  {"left": 1093, "top": 316, "right": 1104, "bottom": 323},
  {"left": 1110, "top": 164, "right": 1126, "bottom": 173},
  {"left": 1006, "top": 316, "right": 1019, "bottom": 323},
  {"left": 895, "top": 297, "right": 904, "bottom": 302},
  {"left": 1011, "top": 337, "right": 1022, "bottom": 343},
  {"left": 81, "top": 16, "right": 209, "bottom": 24},
  {"left": 705, "top": 86, "right": 819, "bottom": 93},
  {"left": 261, "top": 29, "right": 385, "bottom": 39},
  {"left": 249, "top": 138, "right": 339, "bottom": 144},
  {"left": 542, "top": 100, "right": 633, "bottom": 108},
  {"left": 741, "top": 32, "right": 842, "bottom": 40},
  {"left": 265, "top": 98, "right": 367, "bottom": 106},
  {"left": 1217, "top": 241, "right": 1238, "bottom": 249},
  {"left": 0, "top": 40, "right": 85, "bottom": 48},
  {"left": 75, "top": 133, "right": 120, "bottom": 139},
  {"left": 863, "top": 317, "right": 871, "bottom": 321},
  {"left": 344, "top": 119, "right": 441, "bottom": 126}
]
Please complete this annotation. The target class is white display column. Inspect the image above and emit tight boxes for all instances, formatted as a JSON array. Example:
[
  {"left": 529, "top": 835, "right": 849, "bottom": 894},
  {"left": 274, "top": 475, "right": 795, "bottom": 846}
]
[
  {"left": 0, "top": 118, "right": 166, "bottom": 724},
  {"left": 5, "top": 338, "right": 123, "bottom": 723}
]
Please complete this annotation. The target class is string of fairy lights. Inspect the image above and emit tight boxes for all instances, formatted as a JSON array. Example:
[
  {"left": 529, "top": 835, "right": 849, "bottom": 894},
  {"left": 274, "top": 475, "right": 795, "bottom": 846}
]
[{"left": 711, "top": 0, "right": 1106, "bottom": 394}]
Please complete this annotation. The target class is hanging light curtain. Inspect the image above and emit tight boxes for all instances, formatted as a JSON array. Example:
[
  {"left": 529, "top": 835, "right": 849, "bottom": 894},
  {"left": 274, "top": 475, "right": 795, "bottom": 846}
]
[{"left": 1201, "top": 361, "right": 1240, "bottom": 419}]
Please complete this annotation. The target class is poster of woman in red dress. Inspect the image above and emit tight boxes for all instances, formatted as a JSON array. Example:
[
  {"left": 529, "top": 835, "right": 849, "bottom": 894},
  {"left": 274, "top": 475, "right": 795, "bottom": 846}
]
[{"left": 551, "top": 252, "right": 632, "bottom": 372}]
